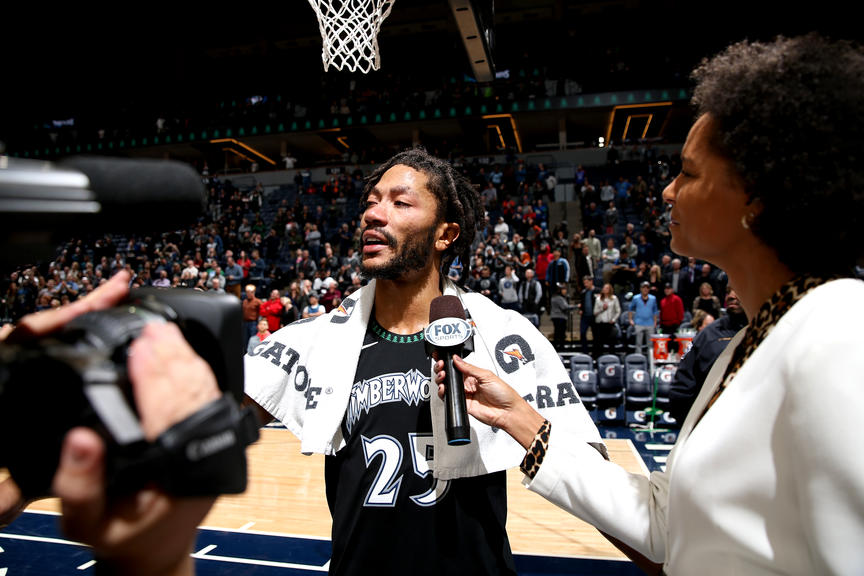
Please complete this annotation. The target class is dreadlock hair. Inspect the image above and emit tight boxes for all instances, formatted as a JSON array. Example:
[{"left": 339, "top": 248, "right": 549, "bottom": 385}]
[{"left": 361, "top": 147, "right": 485, "bottom": 286}]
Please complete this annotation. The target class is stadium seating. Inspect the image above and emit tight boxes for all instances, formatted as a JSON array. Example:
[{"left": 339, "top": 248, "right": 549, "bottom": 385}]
[
  {"left": 568, "top": 352, "right": 598, "bottom": 413},
  {"left": 624, "top": 353, "right": 653, "bottom": 425},
  {"left": 653, "top": 364, "right": 680, "bottom": 426},
  {"left": 595, "top": 354, "right": 625, "bottom": 424}
]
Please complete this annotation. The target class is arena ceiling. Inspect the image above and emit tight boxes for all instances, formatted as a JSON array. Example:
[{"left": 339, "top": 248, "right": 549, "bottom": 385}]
[{"left": 1, "top": 0, "right": 858, "bottom": 166}]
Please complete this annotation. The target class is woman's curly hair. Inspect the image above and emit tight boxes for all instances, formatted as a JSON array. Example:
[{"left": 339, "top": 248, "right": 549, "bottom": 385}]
[
  {"left": 691, "top": 33, "right": 864, "bottom": 275},
  {"left": 361, "top": 147, "right": 484, "bottom": 285}
]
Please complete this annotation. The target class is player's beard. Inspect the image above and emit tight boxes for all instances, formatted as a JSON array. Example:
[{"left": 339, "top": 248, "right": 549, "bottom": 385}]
[{"left": 360, "top": 224, "right": 437, "bottom": 281}]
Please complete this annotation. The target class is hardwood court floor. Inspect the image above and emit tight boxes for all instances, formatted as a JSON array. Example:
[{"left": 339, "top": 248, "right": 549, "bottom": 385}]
[{"left": 20, "top": 427, "right": 647, "bottom": 561}]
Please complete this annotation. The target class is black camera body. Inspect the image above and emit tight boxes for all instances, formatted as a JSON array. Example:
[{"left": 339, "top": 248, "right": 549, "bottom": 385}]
[{"left": 0, "top": 287, "right": 253, "bottom": 500}]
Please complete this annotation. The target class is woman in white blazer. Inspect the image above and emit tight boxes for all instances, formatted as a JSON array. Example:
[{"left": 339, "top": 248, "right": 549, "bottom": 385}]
[{"left": 437, "top": 34, "right": 864, "bottom": 575}]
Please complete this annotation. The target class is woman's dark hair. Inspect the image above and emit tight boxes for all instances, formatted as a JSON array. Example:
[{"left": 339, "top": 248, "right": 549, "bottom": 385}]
[
  {"left": 691, "top": 33, "right": 864, "bottom": 275},
  {"left": 361, "top": 147, "right": 484, "bottom": 285}
]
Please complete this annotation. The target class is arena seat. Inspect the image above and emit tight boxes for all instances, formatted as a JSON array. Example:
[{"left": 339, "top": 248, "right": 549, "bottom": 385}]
[
  {"left": 624, "top": 353, "right": 653, "bottom": 425},
  {"left": 653, "top": 364, "right": 679, "bottom": 426},
  {"left": 568, "top": 353, "right": 598, "bottom": 412},
  {"left": 595, "top": 354, "right": 625, "bottom": 424}
]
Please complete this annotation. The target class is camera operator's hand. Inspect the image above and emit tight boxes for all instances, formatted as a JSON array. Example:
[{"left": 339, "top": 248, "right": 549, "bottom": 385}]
[
  {"left": 1, "top": 270, "right": 132, "bottom": 528},
  {"left": 1, "top": 271, "right": 221, "bottom": 576},
  {"left": 54, "top": 321, "right": 219, "bottom": 576}
]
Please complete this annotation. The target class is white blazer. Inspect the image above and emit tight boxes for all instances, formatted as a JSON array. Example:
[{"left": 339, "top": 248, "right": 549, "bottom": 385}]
[{"left": 527, "top": 278, "right": 864, "bottom": 574}]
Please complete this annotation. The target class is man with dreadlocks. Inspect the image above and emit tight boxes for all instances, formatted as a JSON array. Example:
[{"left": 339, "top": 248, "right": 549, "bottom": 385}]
[{"left": 244, "top": 148, "right": 601, "bottom": 575}]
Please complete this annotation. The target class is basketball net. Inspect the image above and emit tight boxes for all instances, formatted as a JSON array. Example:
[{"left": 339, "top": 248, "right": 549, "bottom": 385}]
[{"left": 307, "top": 0, "right": 396, "bottom": 73}]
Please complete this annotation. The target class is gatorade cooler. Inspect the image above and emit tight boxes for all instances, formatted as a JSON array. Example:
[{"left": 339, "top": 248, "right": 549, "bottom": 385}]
[
  {"left": 652, "top": 333, "right": 671, "bottom": 362},
  {"left": 675, "top": 333, "right": 694, "bottom": 360}
]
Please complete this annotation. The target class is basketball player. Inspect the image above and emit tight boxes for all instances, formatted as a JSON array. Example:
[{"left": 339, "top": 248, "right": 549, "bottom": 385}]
[{"left": 244, "top": 148, "right": 603, "bottom": 575}]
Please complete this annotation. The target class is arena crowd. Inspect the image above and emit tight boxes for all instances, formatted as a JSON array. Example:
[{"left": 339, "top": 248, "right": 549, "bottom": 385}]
[{"left": 1, "top": 146, "right": 760, "bottom": 359}]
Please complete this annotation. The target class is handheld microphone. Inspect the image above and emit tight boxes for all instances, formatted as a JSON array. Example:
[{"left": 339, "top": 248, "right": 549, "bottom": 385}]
[{"left": 425, "top": 295, "right": 474, "bottom": 445}]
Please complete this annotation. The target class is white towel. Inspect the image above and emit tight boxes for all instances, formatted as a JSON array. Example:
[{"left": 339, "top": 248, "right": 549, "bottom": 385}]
[{"left": 245, "top": 279, "right": 602, "bottom": 479}]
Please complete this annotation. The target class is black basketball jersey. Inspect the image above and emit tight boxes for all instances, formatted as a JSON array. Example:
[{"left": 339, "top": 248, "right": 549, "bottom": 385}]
[{"left": 324, "top": 319, "right": 515, "bottom": 576}]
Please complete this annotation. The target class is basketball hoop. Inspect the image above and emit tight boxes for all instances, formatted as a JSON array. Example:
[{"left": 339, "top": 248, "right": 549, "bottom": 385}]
[{"left": 307, "top": 0, "right": 396, "bottom": 73}]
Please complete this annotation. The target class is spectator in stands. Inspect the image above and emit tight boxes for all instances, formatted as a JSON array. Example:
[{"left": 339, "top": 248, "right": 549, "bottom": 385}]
[
  {"left": 689, "top": 309, "right": 714, "bottom": 332},
  {"left": 678, "top": 256, "right": 698, "bottom": 308},
  {"left": 615, "top": 176, "right": 632, "bottom": 208},
  {"left": 603, "top": 201, "right": 619, "bottom": 235},
  {"left": 581, "top": 178, "right": 598, "bottom": 206},
  {"left": 280, "top": 295, "right": 298, "bottom": 326},
  {"left": 659, "top": 253, "right": 673, "bottom": 277},
  {"left": 260, "top": 289, "right": 284, "bottom": 332},
  {"left": 692, "top": 281, "right": 722, "bottom": 319},
  {"left": 582, "top": 229, "right": 602, "bottom": 268},
  {"left": 223, "top": 255, "right": 244, "bottom": 298},
  {"left": 337, "top": 222, "right": 353, "bottom": 257},
  {"left": 578, "top": 275, "right": 597, "bottom": 355},
  {"left": 498, "top": 265, "right": 520, "bottom": 312},
  {"left": 574, "top": 244, "right": 594, "bottom": 288},
  {"left": 593, "top": 282, "right": 621, "bottom": 354},
  {"left": 297, "top": 248, "right": 317, "bottom": 280},
  {"left": 545, "top": 248, "right": 570, "bottom": 296},
  {"left": 236, "top": 249, "right": 252, "bottom": 280},
  {"left": 550, "top": 283, "right": 575, "bottom": 349},
  {"left": 242, "top": 284, "right": 263, "bottom": 344},
  {"left": 619, "top": 235, "right": 637, "bottom": 261},
  {"left": 248, "top": 249, "right": 266, "bottom": 284},
  {"left": 209, "top": 276, "right": 226, "bottom": 294},
  {"left": 247, "top": 318, "right": 272, "bottom": 355},
  {"left": 600, "top": 237, "right": 620, "bottom": 284},
  {"left": 628, "top": 281, "right": 658, "bottom": 356},
  {"left": 668, "top": 289, "right": 747, "bottom": 423},
  {"left": 583, "top": 202, "right": 604, "bottom": 236},
  {"left": 695, "top": 262, "right": 717, "bottom": 296},
  {"left": 305, "top": 223, "right": 322, "bottom": 261},
  {"left": 481, "top": 180, "right": 498, "bottom": 210},
  {"left": 647, "top": 264, "right": 664, "bottom": 297},
  {"left": 664, "top": 258, "right": 689, "bottom": 301},
  {"left": 567, "top": 232, "right": 582, "bottom": 265},
  {"left": 610, "top": 249, "right": 637, "bottom": 294},
  {"left": 320, "top": 243, "right": 339, "bottom": 274},
  {"left": 264, "top": 228, "right": 281, "bottom": 261},
  {"left": 534, "top": 198, "right": 549, "bottom": 226},
  {"left": 518, "top": 267, "right": 543, "bottom": 328},
  {"left": 599, "top": 179, "right": 615, "bottom": 204},
  {"left": 470, "top": 265, "right": 498, "bottom": 303},
  {"left": 534, "top": 243, "right": 552, "bottom": 287},
  {"left": 180, "top": 258, "right": 198, "bottom": 286},
  {"left": 658, "top": 282, "right": 684, "bottom": 335},
  {"left": 301, "top": 293, "right": 325, "bottom": 319},
  {"left": 319, "top": 279, "right": 342, "bottom": 313},
  {"left": 493, "top": 216, "right": 510, "bottom": 243},
  {"left": 634, "top": 232, "right": 654, "bottom": 267},
  {"left": 543, "top": 170, "right": 557, "bottom": 196}
]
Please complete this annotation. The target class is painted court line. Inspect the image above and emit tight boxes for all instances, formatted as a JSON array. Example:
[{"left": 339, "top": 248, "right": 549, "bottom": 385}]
[
  {"left": 0, "top": 533, "right": 84, "bottom": 547},
  {"left": 191, "top": 551, "right": 329, "bottom": 571}
]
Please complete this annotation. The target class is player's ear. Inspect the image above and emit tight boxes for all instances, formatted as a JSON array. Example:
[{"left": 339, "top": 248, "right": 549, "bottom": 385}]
[{"left": 435, "top": 222, "right": 460, "bottom": 252}]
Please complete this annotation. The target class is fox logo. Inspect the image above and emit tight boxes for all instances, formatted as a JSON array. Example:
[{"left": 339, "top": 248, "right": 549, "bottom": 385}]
[{"left": 495, "top": 335, "right": 535, "bottom": 374}]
